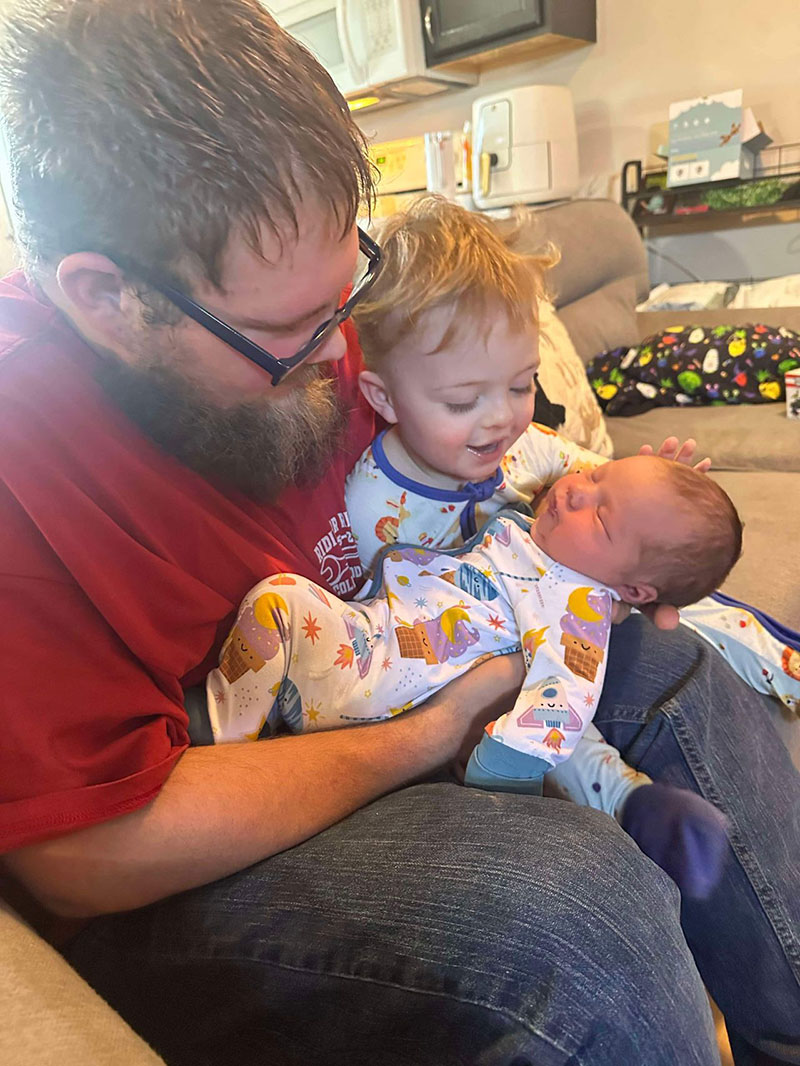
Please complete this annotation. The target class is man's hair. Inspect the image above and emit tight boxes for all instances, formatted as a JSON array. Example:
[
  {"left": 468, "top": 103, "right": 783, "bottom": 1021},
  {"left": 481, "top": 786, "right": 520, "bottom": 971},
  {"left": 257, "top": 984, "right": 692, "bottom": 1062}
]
[
  {"left": 643, "top": 460, "right": 743, "bottom": 607},
  {"left": 352, "top": 195, "right": 555, "bottom": 368},
  {"left": 0, "top": 0, "right": 374, "bottom": 293}
]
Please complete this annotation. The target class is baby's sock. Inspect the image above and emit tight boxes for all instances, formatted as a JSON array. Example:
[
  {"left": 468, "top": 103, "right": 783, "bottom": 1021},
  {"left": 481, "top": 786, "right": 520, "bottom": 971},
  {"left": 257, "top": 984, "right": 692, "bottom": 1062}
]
[{"left": 621, "top": 783, "right": 729, "bottom": 899}]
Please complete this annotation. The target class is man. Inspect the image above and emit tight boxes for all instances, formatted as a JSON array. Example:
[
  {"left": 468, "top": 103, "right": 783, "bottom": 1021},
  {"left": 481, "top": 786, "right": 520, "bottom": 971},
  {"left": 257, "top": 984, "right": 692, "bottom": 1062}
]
[{"left": 0, "top": 3, "right": 797, "bottom": 1064}]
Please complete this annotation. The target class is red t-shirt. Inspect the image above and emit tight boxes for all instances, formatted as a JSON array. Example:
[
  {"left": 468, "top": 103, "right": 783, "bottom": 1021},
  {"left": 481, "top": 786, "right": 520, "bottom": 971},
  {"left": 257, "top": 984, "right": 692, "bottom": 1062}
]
[{"left": 0, "top": 272, "right": 376, "bottom": 853}]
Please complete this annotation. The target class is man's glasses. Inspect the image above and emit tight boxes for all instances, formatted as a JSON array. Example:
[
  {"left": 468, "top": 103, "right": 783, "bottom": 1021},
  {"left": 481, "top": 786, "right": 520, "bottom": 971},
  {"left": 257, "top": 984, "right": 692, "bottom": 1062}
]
[{"left": 143, "top": 226, "right": 382, "bottom": 386}]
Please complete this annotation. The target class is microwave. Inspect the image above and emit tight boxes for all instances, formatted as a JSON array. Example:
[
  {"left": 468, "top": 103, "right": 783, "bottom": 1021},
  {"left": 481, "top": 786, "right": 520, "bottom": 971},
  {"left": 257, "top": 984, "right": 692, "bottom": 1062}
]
[{"left": 266, "top": 0, "right": 475, "bottom": 110}]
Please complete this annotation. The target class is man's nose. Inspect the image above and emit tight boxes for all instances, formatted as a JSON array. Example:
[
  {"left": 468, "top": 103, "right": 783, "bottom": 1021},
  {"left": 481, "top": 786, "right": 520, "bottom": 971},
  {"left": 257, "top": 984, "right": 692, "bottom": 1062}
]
[{"left": 307, "top": 324, "right": 347, "bottom": 366}]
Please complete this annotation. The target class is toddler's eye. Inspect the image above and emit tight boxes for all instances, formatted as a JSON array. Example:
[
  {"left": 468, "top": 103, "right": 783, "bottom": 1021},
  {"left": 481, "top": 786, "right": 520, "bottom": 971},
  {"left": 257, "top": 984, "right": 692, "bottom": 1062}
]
[
  {"left": 445, "top": 399, "right": 478, "bottom": 413},
  {"left": 511, "top": 383, "right": 533, "bottom": 395}
]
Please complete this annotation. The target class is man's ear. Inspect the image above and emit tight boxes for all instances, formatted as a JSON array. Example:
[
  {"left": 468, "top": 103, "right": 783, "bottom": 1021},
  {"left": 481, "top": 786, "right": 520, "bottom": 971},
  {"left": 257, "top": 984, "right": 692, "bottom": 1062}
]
[
  {"left": 55, "top": 252, "right": 129, "bottom": 338},
  {"left": 359, "top": 369, "right": 398, "bottom": 424},
  {"left": 614, "top": 582, "right": 659, "bottom": 607}
]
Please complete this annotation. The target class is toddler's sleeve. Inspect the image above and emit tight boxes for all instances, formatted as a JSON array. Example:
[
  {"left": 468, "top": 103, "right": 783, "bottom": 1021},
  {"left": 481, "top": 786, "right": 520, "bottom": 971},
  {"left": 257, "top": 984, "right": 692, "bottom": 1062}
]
[
  {"left": 344, "top": 447, "right": 387, "bottom": 575},
  {"left": 506, "top": 423, "right": 610, "bottom": 508}
]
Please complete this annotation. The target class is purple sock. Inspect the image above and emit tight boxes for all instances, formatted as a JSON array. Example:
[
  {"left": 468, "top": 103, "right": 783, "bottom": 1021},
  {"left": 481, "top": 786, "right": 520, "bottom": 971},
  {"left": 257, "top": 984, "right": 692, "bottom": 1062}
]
[{"left": 621, "top": 783, "right": 729, "bottom": 899}]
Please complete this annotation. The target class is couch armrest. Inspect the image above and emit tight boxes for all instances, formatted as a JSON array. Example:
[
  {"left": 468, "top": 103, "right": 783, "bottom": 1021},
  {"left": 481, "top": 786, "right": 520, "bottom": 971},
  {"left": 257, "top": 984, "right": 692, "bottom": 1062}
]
[{"left": 0, "top": 900, "right": 166, "bottom": 1065}]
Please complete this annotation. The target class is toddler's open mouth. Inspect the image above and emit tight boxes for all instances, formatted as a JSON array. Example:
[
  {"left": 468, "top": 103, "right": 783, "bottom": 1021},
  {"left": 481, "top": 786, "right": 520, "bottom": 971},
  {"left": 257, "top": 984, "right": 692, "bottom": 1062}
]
[{"left": 467, "top": 440, "right": 504, "bottom": 460}]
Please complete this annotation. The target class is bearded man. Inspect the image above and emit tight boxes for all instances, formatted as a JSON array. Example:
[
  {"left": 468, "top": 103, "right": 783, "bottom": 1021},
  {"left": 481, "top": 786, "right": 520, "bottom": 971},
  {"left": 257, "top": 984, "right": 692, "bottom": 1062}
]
[{"left": 0, "top": 4, "right": 797, "bottom": 1066}]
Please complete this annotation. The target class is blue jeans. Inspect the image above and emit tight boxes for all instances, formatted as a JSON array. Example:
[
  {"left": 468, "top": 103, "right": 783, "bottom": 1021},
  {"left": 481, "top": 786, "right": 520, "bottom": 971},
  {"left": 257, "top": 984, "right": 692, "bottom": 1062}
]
[
  {"left": 65, "top": 618, "right": 800, "bottom": 1065},
  {"left": 593, "top": 620, "right": 800, "bottom": 1066}
]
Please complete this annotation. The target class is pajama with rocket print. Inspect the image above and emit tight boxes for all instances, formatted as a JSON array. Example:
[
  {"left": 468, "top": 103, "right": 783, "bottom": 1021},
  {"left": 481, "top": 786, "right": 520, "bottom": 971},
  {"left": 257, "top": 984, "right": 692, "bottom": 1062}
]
[{"left": 207, "top": 512, "right": 648, "bottom": 815}]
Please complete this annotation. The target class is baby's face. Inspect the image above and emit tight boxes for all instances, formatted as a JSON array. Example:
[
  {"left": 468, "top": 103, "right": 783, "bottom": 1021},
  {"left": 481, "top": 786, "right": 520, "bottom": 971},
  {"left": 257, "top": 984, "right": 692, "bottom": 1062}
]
[
  {"left": 531, "top": 456, "right": 687, "bottom": 601},
  {"left": 380, "top": 305, "right": 539, "bottom": 484}
]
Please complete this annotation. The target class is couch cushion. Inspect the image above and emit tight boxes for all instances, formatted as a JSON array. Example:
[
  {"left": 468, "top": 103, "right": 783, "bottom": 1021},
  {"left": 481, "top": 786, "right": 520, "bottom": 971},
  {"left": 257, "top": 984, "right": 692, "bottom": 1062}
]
[
  {"left": 606, "top": 403, "right": 800, "bottom": 472},
  {"left": 710, "top": 471, "right": 800, "bottom": 632},
  {"left": 557, "top": 276, "right": 641, "bottom": 365},
  {"left": 537, "top": 300, "right": 612, "bottom": 455},
  {"left": 0, "top": 900, "right": 166, "bottom": 1065},
  {"left": 520, "top": 199, "right": 650, "bottom": 309}
]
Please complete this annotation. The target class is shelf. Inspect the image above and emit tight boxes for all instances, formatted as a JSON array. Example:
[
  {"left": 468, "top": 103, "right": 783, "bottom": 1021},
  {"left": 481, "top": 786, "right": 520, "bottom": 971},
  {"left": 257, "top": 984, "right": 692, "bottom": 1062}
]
[
  {"left": 621, "top": 143, "right": 800, "bottom": 235},
  {"left": 431, "top": 32, "right": 591, "bottom": 76}
]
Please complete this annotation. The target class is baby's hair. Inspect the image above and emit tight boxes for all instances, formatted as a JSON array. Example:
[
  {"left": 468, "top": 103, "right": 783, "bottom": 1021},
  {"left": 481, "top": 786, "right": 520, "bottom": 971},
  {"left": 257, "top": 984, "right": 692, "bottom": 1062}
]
[
  {"left": 643, "top": 460, "right": 743, "bottom": 607},
  {"left": 353, "top": 195, "right": 556, "bottom": 369}
]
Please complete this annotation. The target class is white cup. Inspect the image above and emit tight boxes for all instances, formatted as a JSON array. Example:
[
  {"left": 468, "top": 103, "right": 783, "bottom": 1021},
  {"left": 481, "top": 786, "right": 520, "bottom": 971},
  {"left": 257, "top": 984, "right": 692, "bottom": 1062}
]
[{"left": 424, "top": 130, "right": 457, "bottom": 199}]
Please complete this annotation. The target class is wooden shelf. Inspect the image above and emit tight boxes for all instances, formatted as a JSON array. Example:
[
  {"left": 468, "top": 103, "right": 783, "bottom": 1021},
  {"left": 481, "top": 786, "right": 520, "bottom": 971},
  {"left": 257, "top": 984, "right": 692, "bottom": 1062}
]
[{"left": 432, "top": 32, "right": 591, "bottom": 76}]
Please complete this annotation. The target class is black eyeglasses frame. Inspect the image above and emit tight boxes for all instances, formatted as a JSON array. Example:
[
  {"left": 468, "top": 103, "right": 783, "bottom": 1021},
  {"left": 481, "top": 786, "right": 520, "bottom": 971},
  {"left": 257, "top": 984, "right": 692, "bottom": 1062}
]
[{"left": 141, "top": 226, "right": 382, "bottom": 386}]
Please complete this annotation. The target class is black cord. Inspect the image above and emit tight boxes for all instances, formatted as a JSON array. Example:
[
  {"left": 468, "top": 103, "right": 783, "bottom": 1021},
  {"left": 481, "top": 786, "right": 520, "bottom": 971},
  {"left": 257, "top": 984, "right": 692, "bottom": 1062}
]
[{"left": 644, "top": 243, "right": 703, "bottom": 283}]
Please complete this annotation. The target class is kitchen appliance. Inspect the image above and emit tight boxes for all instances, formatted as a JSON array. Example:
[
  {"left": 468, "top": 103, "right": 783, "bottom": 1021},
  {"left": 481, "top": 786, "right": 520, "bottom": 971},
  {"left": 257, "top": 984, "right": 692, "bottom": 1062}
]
[
  {"left": 472, "top": 85, "right": 579, "bottom": 209},
  {"left": 266, "top": 0, "right": 475, "bottom": 111},
  {"left": 366, "top": 135, "right": 427, "bottom": 219}
]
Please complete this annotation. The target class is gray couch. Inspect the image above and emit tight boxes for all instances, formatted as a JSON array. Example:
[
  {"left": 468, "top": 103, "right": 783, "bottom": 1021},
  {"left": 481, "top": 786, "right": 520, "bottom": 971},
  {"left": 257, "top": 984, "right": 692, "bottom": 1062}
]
[{"left": 521, "top": 198, "right": 800, "bottom": 631}]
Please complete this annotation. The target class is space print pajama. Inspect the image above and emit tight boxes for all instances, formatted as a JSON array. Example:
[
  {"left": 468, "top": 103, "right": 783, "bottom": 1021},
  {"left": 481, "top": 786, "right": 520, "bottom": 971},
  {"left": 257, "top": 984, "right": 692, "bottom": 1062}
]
[{"left": 207, "top": 512, "right": 648, "bottom": 816}]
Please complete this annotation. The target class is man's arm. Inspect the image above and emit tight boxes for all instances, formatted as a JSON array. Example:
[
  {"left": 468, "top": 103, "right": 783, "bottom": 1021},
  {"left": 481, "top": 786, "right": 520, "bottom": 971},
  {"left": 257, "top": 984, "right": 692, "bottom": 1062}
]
[{"left": 2, "top": 654, "right": 524, "bottom": 919}]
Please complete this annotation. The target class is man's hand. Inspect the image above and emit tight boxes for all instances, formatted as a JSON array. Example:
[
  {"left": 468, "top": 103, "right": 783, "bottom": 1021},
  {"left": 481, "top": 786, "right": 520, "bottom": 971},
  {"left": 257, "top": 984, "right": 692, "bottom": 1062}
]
[
  {"left": 639, "top": 436, "right": 711, "bottom": 473},
  {"left": 611, "top": 600, "right": 680, "bottom": 631}
]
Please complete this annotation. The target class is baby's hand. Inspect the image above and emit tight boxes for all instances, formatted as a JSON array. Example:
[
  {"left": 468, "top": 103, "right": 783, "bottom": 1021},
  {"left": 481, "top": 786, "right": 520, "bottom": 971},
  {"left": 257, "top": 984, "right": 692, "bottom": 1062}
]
[{"left": 639, "top": 436, "right": 711, "bottom": 473}]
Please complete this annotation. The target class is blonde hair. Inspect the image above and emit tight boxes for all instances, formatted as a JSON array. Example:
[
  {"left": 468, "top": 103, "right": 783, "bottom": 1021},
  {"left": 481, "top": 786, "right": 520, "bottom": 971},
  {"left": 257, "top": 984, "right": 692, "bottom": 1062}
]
[{"left": 353, "top": 195, "right": 555, "bottom": 369}]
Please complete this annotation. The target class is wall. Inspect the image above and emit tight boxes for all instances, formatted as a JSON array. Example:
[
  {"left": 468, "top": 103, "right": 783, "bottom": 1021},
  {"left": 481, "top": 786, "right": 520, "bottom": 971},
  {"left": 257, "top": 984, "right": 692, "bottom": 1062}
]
[{"left": 356, "top": 0, "right": 800, "bottom": 199}]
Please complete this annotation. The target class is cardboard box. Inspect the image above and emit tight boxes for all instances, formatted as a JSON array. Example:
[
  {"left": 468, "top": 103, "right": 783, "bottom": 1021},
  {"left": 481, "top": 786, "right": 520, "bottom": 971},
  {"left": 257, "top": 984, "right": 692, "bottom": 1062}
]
[
  {"left": 786, "top": 369, "right": 800, "bottom": 420},
  {"left": 667, "top": 90, "right": 771, "bottom": 188}
]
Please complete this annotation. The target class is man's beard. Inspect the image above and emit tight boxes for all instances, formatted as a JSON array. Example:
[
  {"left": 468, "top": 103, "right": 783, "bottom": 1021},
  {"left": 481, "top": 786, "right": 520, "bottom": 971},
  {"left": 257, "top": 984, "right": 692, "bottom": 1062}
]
[{"left": 94, "top": 356, "right": 347, "bottom": 502}]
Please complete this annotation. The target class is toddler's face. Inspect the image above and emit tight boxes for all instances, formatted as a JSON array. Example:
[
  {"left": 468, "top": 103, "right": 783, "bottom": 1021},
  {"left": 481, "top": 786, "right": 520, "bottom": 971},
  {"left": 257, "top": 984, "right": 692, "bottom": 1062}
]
[
  {"left": 531, "top": 456, "right": 688, "bottom": 601},
  {"left": 380, "top": 305, "right": 539, "bottom": 484}
]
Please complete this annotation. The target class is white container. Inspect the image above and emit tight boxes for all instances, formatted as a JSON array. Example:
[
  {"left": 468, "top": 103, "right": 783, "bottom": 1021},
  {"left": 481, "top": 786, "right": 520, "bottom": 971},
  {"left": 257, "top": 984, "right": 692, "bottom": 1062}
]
[
  {"left": 786, "top": 369, "right": 800, "bottom": 420},
  {"left": 424, "top": 130, "right": 457, "bottom": 199},
  {"left": 472, "top": 85, "right": 579, "bottom": 210}
]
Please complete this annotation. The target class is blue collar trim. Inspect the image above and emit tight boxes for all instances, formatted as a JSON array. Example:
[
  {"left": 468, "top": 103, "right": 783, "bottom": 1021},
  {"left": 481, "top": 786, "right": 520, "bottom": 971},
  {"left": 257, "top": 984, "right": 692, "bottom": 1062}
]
[
  {"left": 370, "top": 430, "right": 503, "bottom": 542},
  {"left": 370, "top": 429, "right": 502, "bottom": 502}
]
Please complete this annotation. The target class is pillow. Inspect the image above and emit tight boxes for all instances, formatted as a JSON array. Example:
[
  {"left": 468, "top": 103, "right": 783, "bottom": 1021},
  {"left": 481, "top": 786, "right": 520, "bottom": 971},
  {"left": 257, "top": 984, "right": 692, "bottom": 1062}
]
[
  {"left": 637, "top": 281, "right": 736, "bottom": 312},
  {"left": 537, "top": 300, "right": 613, "bottom": 456},
  {"left": 555, "top": 276, "right": 640, "bottom": 366},
  {"left": 729, "top": 274, "right": 800, "bottom": 309},
  {"left": 587, "top": 324, "right": 800, "bottom": 418}
]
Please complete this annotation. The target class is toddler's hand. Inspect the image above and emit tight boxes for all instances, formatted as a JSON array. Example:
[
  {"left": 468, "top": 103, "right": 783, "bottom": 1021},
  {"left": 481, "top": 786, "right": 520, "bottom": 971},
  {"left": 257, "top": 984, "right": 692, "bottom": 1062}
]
[
  {"left": 639, "top": 436, "right": 711, "bottom": 473},
  {"left": 621, "top": 783, "right": 729, "bottom": 899}
]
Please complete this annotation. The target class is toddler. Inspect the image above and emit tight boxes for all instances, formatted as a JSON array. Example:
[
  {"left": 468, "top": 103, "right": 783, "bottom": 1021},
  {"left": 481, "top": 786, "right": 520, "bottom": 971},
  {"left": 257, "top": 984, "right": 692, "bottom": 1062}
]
[{"left": 208, "top": 453, "right": 739, "bottom": 898}]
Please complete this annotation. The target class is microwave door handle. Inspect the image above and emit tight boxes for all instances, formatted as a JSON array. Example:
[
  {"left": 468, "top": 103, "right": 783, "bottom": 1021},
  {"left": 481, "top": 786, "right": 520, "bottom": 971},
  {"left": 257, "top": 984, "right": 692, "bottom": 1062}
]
[
  {"left": 423, "top": 6, "right": 434, "bottom": 45},
  {"left": 336, "top": 0, "right": 368, "bottom": 87}
]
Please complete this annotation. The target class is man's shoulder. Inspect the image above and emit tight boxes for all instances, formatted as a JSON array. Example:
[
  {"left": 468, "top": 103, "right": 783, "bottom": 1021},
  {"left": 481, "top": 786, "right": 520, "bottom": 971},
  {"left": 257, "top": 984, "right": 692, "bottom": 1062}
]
[{"left": 0, "top": 271, "right": 63, "bottom": 369}]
